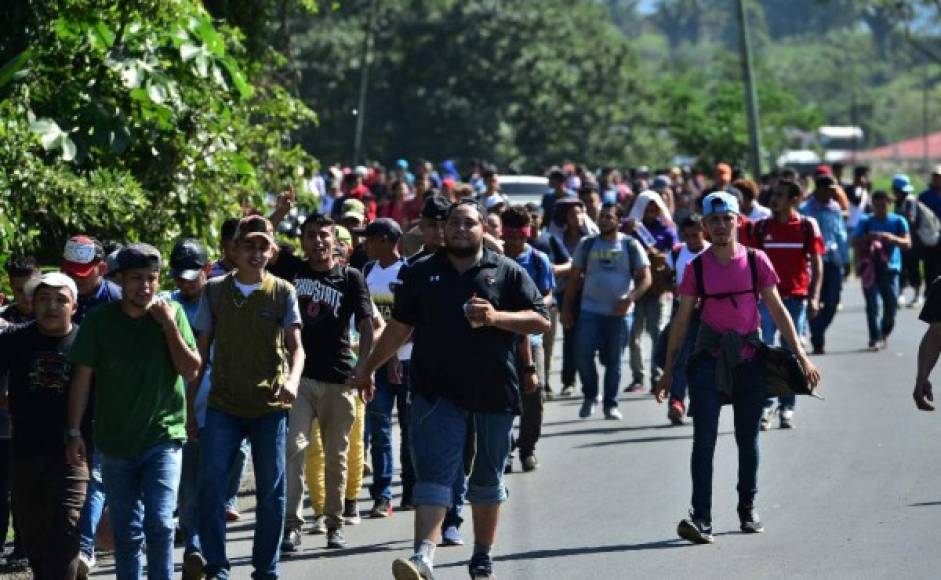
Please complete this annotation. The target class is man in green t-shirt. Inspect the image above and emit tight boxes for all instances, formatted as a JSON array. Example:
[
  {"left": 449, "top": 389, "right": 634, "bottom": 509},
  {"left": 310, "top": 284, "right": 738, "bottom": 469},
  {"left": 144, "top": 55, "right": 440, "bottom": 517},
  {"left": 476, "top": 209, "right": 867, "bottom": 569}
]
[{"left": 66, "top": 243, "right": 201, "bottom": 580}]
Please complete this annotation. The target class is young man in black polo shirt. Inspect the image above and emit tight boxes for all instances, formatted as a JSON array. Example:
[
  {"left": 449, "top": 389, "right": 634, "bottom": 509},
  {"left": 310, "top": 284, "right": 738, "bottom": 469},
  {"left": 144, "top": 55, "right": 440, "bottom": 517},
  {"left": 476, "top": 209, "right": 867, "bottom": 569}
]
[
  {"left": 353, "top": 200, "right": 550, "bottom": 580},
  {"left": 282, "top": 214, "right": 375, "bottom": 552}
]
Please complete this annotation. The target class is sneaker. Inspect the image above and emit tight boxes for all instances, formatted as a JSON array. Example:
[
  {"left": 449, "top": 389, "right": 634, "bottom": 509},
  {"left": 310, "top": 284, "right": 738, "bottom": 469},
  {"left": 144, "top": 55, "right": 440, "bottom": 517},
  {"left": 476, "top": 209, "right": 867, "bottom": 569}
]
[
  {"left": 521, "top": 454, "right": 538, "bottom": 472},
  {"left": 343, "top": 500, "right": 361, "bottom": 525},
  {"left": 326, "top": 527, "right": 346, "bottom": 549},
  {"left": 364, "top": 462, "right": 372, "bottom": 477},
  {"left": 738, "top": 505, "right": 765, "bottom": 534},
  {"left": 225, "top": 507, "right": 241, "bottom": 522},
  {"left": 77, "top": 552, "right": 95, "bottom": 579},
  {"left": 578, "top": 398, "right": 597, "bottom": 418},
  {"left": 604, "top": 407, "right": 623, "bottom": 421},
  {"left": 624, "top": 382, "right": 645, "bottom": 393},
  {"left": 668, "top": 398, "right": 685, "bottom": 425},
  {"left": 392, "top": 555, "right": 435, "bottom": 580},
  {"left": 504, "top": 457, "right": 514, "bottom": 474},
  {"left": 182, "top": 550, "right": 206, "bottom": 580},
  {"left": 760, "top": 406, "right": 774, "bottom": 431},
  {"left": 677, "top": 513, "right": 714, "bottom": 544},
  {"left": 400, "top": 497, "right": 416, "bottom": 511},
  {"left": 779, "top": 407, "right": 795, "bottom": 429},
  {"left": 560, "top": 384, "right": 575, "bottom": 397},
  {"left": 469, "top": 552, "right": 495, "bottom": 579},
  {"left": 280, "top": 527, "right": 302, "bottom": 553},
  {"left": 811, "top": 345, "right": 825, "bottom": 356},
  {"left": 370, "top": 497, "right": 393, "bottom": 518},
  {"left": 544, "top": 384, "right": 555, "bottom": 400},
  {"left": 441, "top": 524, "right": 465, "bottom": 546},
  {"left": 308, "top": 514, "right": 327, "bottom": 535}
]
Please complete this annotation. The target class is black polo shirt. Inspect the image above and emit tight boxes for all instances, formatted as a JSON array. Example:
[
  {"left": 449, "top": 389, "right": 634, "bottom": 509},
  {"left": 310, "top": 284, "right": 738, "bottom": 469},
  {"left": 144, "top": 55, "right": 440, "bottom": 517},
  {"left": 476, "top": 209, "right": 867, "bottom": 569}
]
[{"left": 393, "top": 248, "right": 548, "bottom": 414}]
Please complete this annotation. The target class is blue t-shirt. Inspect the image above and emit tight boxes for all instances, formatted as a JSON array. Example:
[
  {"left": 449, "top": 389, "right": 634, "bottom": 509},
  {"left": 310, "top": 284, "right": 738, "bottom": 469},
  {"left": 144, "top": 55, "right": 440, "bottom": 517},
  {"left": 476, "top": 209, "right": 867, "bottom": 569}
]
[
  {"left": 854, "top": 213, "right": 910, "bottom": 272},
  {"left": 168, "top": 290, "right": 200, "bottom": 327},
  {"left": 573, "top": 234, "right": 650, "bottom": 316},
  {"left": 75, "top": 279, "right": 122, "bottom": 324},
  {"left": 514, "top": 245, "right": 555, "bottom": 347}
]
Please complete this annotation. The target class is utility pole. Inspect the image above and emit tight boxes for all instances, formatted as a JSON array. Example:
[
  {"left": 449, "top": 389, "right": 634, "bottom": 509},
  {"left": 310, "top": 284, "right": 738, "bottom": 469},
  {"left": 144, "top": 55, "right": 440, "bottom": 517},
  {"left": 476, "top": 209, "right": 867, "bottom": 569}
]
[
  {"left": 353, "top": 0, "right": 378, "bottom": 164},
  {"left": 736, "top": 0, "right": 762, "bottom": 178}
]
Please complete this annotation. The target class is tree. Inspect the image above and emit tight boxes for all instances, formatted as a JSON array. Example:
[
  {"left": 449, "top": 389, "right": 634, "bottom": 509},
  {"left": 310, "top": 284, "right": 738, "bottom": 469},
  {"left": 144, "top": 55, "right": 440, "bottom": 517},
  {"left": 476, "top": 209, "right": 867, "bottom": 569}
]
[{"left": 0, "top": 0, "right": 317, "bottom": 267}]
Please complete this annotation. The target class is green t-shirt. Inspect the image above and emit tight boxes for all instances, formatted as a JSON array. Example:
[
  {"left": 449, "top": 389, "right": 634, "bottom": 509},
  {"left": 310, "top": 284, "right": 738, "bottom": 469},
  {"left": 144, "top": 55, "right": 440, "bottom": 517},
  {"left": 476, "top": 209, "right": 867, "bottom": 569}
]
[{"left": 69, "top": 301, "right": 195, "bottom": 458}]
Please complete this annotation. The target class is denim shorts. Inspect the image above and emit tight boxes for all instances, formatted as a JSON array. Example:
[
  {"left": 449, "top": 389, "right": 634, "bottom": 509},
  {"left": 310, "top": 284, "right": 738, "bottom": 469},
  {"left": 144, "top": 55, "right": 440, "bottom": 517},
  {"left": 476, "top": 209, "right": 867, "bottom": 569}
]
[{"left": 410, "top": 394, "right": 514, "bottom": 508}]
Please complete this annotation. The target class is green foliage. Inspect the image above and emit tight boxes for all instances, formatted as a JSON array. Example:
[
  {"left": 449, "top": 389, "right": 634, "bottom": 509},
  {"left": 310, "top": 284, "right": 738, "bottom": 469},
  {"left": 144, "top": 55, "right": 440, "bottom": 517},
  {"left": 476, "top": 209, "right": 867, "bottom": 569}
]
[{"left": 0, "top": 0, "right": 318, "bottom": 270}]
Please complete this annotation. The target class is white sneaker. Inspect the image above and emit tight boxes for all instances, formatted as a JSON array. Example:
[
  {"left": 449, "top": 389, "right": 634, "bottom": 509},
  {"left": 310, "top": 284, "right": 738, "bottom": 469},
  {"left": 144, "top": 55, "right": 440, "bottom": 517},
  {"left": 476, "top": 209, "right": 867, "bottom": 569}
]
[
  {"left": 760, "top": 407, "right": 774, "bottom": 431},
  {"left": 779, "top": 407, "right": 795, "bottom": 429},
  {"left": 604, "top": 407, "right": 623, "bottom": 421},
  {"left": 392, "top": 555, "right": 435, "bottom": 579},
  {"left": 77, "top": 553, "right": 96, "bottom": 579}
]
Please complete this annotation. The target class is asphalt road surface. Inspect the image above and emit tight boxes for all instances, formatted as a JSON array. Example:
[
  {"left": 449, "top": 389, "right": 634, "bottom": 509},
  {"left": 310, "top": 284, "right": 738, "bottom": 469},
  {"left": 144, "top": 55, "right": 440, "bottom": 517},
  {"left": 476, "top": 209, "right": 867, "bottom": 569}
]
[{"left": 92, "top": 280, "right": 941, "bottom": 580}]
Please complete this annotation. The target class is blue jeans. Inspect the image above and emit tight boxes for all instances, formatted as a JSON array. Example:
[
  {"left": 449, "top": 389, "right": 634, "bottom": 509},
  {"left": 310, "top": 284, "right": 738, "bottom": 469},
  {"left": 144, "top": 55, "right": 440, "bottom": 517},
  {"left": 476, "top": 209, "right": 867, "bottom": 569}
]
[
  {"left": 100, "top": 441, "right": 183, "bottom": 580},
  {"left": 759, "top": 297, "right": 807, "bottom": 411},
  {"left": 410, "top": 395, "right": 514, "bottom": 507},
  {"left": 367, "top": 361, "right": 415, "bottom": 501},
  {"left": 575, "top": 311, "right": 632, "bottom": 409},
  {"left": 863, "top": 270, "right": 901, "bottom": 345},
  {"left": 179, "top": 437, "right": 248, "bottom": 555},
  {"left": 199, "top": 409, "right": 287, "bottom": 580},
  {"left": 689, "top": 355, "right": 765, "bottom": 521},
  {"left": 670, "top": 311, "right": 700, "bottom": 402},
  {"left": 78, "top": 451, "right": 106, "bottom": 559},
  {"left": 809, "top": 261, "right": 843, "bottom": 351}
]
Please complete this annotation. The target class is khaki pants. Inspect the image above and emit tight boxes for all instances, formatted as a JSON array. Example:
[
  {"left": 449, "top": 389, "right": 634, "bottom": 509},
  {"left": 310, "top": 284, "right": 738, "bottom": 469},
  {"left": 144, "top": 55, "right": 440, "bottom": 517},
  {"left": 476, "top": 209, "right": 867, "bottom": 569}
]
[
  {"left": 305, "top": 395, "right": 365, "bottom": 512},
  {"left": 286, "top": 378, "right": 356, "bottom": 531}
]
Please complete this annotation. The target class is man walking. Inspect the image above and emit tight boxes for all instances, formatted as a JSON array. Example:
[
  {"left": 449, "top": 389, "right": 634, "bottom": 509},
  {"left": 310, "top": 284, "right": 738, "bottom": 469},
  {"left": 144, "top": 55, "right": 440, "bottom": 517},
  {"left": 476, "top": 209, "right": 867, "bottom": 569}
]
[
  {"left": 362, "top": 218, "right": 415, "bottom": 515},
  {"left": 562, "top": 203, "right": 651, "bottom": 420},
  {"left": 655, "top": 192, "right": 820, "bottom": 544},
  {"left": 193, "top": 215, "right": 305, "bottom": 580},
  {"left": 2, "top": 273, "right": 86, "bottom": 578},
  {"left": 281, "top": 214, "right": 374, "bottom": 552},
  {"left": 353, "top": 199, "right": 550, "bottom": 580},
  {"left": 66, "top": 244, "right": 201, "bottom": 579},
  {"left": 801, "top": 177, "right": 850, "bottom": 355},
  {"left": 854, "top": 190, "right": 912, "bottom": 351},
  {"left": 502, "top": 206, "right": 555, "bottom": 471},
  {"left": 748, "top": 180, "right": 824, "bottom": 430}
]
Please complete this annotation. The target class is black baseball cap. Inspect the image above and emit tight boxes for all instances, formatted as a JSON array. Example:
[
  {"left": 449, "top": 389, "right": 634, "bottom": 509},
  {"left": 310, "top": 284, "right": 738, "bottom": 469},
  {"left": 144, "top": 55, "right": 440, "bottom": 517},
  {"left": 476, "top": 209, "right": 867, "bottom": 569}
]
[
  {"left": 170, "top": 238, "right": 208, "bottom": 281},
  {"left": 364, "top": 218, "right": 403, "bottom": 241},
  {"left": 422, "top": 196, "right": 452, "bottom": 221},
  {"left": 115, "top": 243, "right": 162, "bottom": 274}
]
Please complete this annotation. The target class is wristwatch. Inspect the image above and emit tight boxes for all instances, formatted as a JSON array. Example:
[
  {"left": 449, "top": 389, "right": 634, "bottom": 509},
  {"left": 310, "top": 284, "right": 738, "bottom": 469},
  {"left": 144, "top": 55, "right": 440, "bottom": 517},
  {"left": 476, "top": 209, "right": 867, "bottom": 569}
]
[{"left": 523, "top": 364, "right": 538, "bottom": 374}]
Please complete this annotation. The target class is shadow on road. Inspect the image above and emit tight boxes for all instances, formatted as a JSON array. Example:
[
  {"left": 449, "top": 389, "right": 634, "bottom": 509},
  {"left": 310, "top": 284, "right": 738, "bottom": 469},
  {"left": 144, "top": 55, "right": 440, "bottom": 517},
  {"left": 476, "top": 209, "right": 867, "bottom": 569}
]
[
  {"left": 435, "top": 538, "right": 686, "bottom": 568},
  {"left": 577, "top": 431, "right": 733, "bottom": 448},
  {"left": 907, "top": 501, "right": 941, "bottom": 507},
  {"left": 540, "top": 423, "right": 677, "bottom": 439}
]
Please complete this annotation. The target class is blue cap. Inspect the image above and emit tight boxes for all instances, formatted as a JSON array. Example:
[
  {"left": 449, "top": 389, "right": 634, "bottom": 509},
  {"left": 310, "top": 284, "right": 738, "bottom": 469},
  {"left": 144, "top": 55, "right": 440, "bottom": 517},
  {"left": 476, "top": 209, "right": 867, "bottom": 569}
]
[
  {"left": 891, "top": 174, "right": 914, "bottom": 193},
  {"left": 396, "top": 159, "right": 409, "bottom": 170},
  {"left": 651, "top": 175, "right": 671, "bottom": 192},
  {"left": 702, "top": 191, "right": 740, "bottom": 216}
]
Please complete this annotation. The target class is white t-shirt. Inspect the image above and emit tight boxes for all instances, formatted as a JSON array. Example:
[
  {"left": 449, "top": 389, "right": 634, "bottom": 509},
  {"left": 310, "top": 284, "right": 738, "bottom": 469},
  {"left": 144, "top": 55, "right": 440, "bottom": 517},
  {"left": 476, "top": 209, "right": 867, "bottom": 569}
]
[
  {"left": 666, "top": 242, "right": 710, "bottom": 286},
  {"left": 366, "top": 260, "right": 412, "bottom": 361},
  {"left": 234, "top": 280, "right": 262, "bottom": 297},
  {"left": 747, "top": 204, "right": 772, "bottom": 221},
  {"left": 847, "top": 186, "right": 869, "bottom": 229}
]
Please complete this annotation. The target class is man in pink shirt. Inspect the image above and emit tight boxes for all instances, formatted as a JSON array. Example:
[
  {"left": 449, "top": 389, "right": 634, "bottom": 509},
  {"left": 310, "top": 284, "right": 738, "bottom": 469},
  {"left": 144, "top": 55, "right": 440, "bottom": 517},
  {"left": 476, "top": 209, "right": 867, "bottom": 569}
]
[{"left": 655, "top": 192, "right": 820, "bottom": 545}]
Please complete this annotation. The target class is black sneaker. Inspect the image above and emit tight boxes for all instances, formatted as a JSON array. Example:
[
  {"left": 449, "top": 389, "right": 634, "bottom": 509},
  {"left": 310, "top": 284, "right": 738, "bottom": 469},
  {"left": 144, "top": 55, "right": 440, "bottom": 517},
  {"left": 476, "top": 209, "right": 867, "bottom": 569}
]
[
  {"left": 738, "top": 505, "right": 764, "bottom": 533},
  {"left": 182, "top": 550, "right": 206, "bottom": 580},
  {"left": 521, "top": 454, "right": 538, "bottom": 472},
  {"left": 468, "top": 552, "right": 494, "bottom": 579},
  {"left": 280, "top": 527, "right": 302, "bottom": 553},
  {"left": 677, "top": 513, "right": 714, "bottom": 544},
  {"left": 326, "top": 527, "right": 346, "bottom": 549},
  {"left": 370, "top": 497, "right": 393, "bottom": 518}
]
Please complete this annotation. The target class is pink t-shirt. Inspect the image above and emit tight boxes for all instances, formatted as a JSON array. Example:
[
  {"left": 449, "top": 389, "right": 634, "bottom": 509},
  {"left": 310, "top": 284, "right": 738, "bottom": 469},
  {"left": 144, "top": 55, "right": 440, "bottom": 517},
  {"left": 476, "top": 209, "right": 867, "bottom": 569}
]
[{"left": 678, "top": 244, "right": 779, "bottom": 341}]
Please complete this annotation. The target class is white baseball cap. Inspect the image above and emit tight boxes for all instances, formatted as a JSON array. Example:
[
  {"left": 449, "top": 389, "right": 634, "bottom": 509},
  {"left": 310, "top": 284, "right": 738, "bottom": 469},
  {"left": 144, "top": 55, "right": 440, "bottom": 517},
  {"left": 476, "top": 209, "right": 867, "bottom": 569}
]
[{"left": 25, "top": 272, "right": 78, "bottom": 301}]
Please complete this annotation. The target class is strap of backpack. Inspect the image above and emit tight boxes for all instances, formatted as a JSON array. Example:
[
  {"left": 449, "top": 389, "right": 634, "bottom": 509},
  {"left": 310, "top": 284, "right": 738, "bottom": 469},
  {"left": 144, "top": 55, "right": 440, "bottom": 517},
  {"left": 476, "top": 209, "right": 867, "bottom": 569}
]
[
  {"left": 582, "top": 235, "right": 598, "bottom": 274},
  {"left": 363, "top": 260, "right": 376, "bottom": 280},
  {"left": 800, "top": 217, "right": 813, "bottom": 254},
  {"left": 747, "top": 248, "right": 759, "bottom": 299},
  {"left": 693, "top": 254, "right": 705, "bottom": 300}
]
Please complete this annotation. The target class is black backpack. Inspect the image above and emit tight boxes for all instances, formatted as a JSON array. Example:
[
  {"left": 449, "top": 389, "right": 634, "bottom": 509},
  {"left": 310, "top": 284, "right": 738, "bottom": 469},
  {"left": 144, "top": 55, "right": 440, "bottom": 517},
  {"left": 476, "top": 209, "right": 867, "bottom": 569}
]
[{"left": 691, "top": 248, "right": 759, "bottom": 309}]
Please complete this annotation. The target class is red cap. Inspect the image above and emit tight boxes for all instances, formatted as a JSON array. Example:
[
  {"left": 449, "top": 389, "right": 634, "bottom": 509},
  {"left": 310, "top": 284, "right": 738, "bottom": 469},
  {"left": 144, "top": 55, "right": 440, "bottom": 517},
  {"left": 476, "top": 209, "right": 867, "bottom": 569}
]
[
  {"left": 62, "top": 235, "right": 104, "bottom": 277},
  {"left": 814, "top": 164, "right": 833, "bottom": 177}
]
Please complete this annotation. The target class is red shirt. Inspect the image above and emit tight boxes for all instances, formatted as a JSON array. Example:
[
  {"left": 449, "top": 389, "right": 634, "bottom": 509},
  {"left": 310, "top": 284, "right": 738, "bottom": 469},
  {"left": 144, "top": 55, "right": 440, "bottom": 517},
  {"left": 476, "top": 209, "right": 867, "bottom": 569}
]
[{"left": 747, "top": 212, "right": 824, "bottom": 297}]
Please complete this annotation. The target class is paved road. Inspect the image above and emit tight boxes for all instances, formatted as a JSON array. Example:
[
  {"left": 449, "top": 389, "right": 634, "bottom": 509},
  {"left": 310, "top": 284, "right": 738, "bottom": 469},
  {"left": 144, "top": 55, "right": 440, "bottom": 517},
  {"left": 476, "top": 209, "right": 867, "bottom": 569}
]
[{"left": 94, "top": 280, "right": 941, "bottom": 579}]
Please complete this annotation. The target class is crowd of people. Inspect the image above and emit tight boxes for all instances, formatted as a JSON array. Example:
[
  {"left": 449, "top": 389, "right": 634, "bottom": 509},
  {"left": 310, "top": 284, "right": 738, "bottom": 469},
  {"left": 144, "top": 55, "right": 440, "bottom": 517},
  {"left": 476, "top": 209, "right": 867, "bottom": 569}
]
[{"left": 0, "top": 156, "right": 938, "bottom": 579}]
